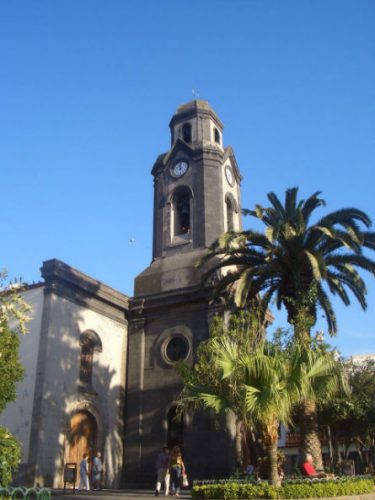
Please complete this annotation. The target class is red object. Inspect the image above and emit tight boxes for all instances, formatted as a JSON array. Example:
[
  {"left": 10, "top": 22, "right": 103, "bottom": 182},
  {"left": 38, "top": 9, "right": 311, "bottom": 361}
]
[{"left": 301, "top": 462, "right": 317, "bottom": 476}]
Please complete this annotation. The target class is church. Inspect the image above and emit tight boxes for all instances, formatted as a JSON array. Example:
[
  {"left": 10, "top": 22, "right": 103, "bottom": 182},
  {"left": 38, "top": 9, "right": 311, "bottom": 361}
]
[{"left": 0, "top": 100, "right": 244, "bottom": 488}]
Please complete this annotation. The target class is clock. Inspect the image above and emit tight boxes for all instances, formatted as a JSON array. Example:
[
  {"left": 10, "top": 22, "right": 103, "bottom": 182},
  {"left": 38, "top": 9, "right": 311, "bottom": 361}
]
[
  {"left": 172, "top": 161, "right": 188, "bottom": 177},
  {"left": 225, "top": 165, "right": 234, "bottom": 186}
]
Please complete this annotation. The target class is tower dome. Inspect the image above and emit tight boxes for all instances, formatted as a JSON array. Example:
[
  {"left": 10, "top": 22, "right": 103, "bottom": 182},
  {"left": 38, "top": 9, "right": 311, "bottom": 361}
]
[{"left": 169, "top": 99, "right": 224, "bottom": 148}]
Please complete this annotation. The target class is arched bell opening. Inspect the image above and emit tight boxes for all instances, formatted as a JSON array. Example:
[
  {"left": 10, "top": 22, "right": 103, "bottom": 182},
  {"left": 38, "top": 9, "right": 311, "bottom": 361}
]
[
  {"left": 181, "top": 123, "right": 192, "bottom": 143},
  {"left": 171, "top": 187, "right": 193, "bottom": 239}
]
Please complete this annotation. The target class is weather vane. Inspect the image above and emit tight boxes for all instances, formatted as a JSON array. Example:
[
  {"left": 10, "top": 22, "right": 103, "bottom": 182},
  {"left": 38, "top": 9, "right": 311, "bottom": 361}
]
[{"left": 192, "top": 88, "right": 200, "bottom": 99}]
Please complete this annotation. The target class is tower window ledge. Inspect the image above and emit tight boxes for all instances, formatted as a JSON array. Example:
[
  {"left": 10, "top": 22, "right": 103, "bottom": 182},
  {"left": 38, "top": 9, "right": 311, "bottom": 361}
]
[
  {"left": 170, "top": 235, "right": 192, "bottom": 247},
  {"left": 203, "top": 141, "right": 224, "bottom": 150}
]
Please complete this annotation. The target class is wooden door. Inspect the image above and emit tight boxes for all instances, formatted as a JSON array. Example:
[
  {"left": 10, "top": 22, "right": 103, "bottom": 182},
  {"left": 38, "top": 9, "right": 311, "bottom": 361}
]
[{"left": 68, "top": 411, "right": 96, "bottom": 483}]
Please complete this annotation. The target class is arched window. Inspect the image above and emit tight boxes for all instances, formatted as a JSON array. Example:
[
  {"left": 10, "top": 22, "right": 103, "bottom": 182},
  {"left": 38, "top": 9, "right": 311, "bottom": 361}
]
[
  {"left": 79, "top": 331, "right": 102, "bottom": 390},
  {"left": 214, "top": 127, "right": 220, "bottom": 144},
  {"left": 172, "top": 188, "right": 191, "bottom": 236},
  {"left": 167, "top": 405, "right": 183, "bottom": 448},
  {"left": 226, "top": 197, "right": 235, "bottom": 231},
  {"left": 80, "top": 337, "right": 94, "bottom": 385},
  {"left": 182, "top": 123, "right": 192, "bottom": 143}
]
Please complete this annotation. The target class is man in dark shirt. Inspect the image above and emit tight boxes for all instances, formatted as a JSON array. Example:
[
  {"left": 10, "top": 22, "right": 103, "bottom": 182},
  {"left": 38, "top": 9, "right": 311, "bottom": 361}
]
[{"left": 155, "top": 446, "right": 170, "bottom": 497}]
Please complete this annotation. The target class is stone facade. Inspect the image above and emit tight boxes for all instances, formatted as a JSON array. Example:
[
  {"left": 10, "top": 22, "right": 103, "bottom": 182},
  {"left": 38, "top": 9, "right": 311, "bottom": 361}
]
[{"left": 125, "top": 100, "right": 243, "bottom": 484}]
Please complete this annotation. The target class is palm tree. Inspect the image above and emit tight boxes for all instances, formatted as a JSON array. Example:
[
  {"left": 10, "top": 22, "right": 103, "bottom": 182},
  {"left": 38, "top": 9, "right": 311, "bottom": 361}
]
[
  {"left": 201, "top": 187, "right": 375, "bottom": 467},
  {"left": 178, "top": 310, "right": 264, "bottom": 469},
  {"left": 179, "top": 336, "right": 343, "bottom": 486}
]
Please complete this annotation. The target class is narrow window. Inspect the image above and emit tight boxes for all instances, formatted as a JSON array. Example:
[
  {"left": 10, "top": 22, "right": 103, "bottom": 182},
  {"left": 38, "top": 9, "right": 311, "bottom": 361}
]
[
  {"left": 174, "top": 192, "right": 190, "bottom": 235},
  {"left": 80, "top": 337, "right": 94, "bottom": 385},
  {"left": 79, "top": 330, "right": 102, "bottom": 391},
  {"left": 214, "top": 127, "right": 220, "bottom": 144},
  {"left": 226, "top": 197, "right": 234, "bottom": 231},
  {"left": 182, "top": 123, "right": 192, "bottom": 143}
]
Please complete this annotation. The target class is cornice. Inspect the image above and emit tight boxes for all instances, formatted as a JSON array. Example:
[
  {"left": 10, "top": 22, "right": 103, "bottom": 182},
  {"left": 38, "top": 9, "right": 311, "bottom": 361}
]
[
  {"left": 129, "top": 283, "right": 212, "bottom": 318},
  {"left": 223, "top": 146, "right": 243, "bottom": 182},
  {"left": 41, "top": 259, "right": 129, "bottom": 324},
  {"left": 151, "top": 140, "right": 224, "bottom": 177}
]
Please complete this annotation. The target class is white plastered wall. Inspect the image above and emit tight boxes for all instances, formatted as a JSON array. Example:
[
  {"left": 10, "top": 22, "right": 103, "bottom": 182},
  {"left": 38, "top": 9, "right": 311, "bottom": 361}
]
[
  {"left": 222, "top": 160, "right": 240, "bottom": 232},
  {"left": 32, "top": 293, "right": 127, "bottom": 488}
]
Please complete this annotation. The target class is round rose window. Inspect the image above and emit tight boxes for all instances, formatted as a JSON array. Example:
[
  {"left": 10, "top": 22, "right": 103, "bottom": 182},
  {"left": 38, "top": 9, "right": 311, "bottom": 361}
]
[{"left": 163, "top": 335, "right": 190, "bottom": 364}]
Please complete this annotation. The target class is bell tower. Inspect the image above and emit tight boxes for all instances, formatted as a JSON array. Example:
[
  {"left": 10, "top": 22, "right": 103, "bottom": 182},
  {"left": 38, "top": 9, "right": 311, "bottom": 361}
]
[
  {"left": 125, "top": 100, "right": 243, "bottom": 484},
  {"left": 135, "top": 100, "right": 242, "bottom": 296}
]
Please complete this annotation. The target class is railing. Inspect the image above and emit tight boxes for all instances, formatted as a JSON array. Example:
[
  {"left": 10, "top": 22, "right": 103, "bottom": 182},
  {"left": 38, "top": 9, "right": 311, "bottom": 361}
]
[
  {"left": 285, "top": 432, "right": 328, "bottom": 447},
  {"left": 0, "top": 487, "right": 51, "bottom": 499},
  {"left": 285, "top": 432, "right": 300, "bottom": 447}
]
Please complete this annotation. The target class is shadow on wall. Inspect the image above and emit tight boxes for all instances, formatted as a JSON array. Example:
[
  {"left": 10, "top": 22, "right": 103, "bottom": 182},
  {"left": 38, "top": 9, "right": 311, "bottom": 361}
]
[{"left": 13, "top": 270, "right": 128, "bottom": 489}]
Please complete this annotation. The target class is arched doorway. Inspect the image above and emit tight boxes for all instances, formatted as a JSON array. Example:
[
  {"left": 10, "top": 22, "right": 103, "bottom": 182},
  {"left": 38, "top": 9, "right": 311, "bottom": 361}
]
[
  {"left": 67, "top": 410, "right": 97, "bottom": 482},
  {"left": 167, "top": 406, "right": 183, "bottom": 448}
]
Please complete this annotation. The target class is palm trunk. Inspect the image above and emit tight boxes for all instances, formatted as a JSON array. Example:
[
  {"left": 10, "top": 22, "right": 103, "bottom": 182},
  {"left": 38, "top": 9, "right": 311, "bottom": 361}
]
[
  {"left": 293, "top": 309, "right": 324, "bottom": 471},
  {"left": 300, "top": 399, "right": 324, "bottom": 470},
  {"left": 266, "top": 436, "right": 281, "bottom": 487},
  {"left": 235, "top": 420, "right": 243, "bottom": 468},
  {"left": 246, "top": 425, "right": 264, "bottom": 464},
  {"left": 263, "top": 421, "right": 281, "bottom": 487}
]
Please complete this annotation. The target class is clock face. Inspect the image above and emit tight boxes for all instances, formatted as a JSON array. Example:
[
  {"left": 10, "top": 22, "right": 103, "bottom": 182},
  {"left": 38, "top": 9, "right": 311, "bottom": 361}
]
[
  {"left": 172, "top": 161, "right": 188, "bottom": 177},
  {"left": 225, "top": 165, "right": 234, "bottom": 186}
]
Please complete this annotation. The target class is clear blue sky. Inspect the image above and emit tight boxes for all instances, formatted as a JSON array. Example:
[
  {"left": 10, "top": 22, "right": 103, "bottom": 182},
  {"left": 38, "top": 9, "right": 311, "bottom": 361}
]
[{"left": 1, "top": 1, "right": 374, "bottom": 356}]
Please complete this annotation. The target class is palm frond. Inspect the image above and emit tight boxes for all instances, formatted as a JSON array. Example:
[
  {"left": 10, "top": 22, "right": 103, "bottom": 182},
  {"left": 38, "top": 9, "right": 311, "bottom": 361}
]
[
  {"left": 363, "top": 231, "right": 375, "bottom": 250},
  {"left": 318, "top": 208, "right": 372, "bottom": 229},
  {"left": 267, "top": 191, "right": 287, "bottom": 220},
  {"left": 316, "top": 283, "right": 337, "bottom": 335},
  {"left": 304, "top": 250, "right": 326, "bottom": 280},
  {"left": 327, "top": 254, "right": 375, "bottom": 276},
  {"left": 301, "top": 191, "right": 325, "bottom": 223},
  {"left": 327, "top": 271, "right": 367, "bottom": 309}
]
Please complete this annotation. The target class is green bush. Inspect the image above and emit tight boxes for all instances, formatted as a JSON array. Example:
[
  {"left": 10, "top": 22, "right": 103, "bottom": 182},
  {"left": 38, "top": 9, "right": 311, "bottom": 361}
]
[
  {"left": 192, "top": 477, "right": 374, "bottom": 499},
  {"left": 0, "top": 427, "right": 21, "bottom": 487}
]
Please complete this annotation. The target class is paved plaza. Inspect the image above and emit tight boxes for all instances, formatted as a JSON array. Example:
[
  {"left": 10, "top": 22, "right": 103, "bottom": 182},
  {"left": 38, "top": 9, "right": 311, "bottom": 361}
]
[
  {"left": 53, "top": 490, "right": 191, "bottom": 500},
  {"left": 52, "top": 488, "right": 375, "bottom": 500}
]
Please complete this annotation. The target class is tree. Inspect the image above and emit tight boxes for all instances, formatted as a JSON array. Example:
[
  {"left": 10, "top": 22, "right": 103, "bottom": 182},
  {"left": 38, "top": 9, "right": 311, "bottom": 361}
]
[
  {"left": 0, "top": 271, "right": 30, "bottom": 485},
  {"left": 0, "top": 322, "right": 24, "bottom": 414},
  {"left": 178, "top": 310, "right": 265, "bottom": 469},
  {"left": 179, "top": 334, "right": 342, "bottom": 486},
  {"left": 319, "top": 358, "right": 375, "bottom": 472},
  {"left": 201, "top": 187, "right": 375, "bottom": 467}
]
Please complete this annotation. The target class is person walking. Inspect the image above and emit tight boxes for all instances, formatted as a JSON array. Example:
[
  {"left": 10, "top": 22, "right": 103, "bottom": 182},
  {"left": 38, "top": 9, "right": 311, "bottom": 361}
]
[
  {"left": 155, "top": 446, "right": 170, "bottom": 497},
  {"left": 77, "top": 453, "right": 90, "bottom": 491},
  {"left": 169, "top": 445, "right": 185, "bottom": 498},
  {"left": 92, "top": 451, "right": 103, "bottom": 491}
]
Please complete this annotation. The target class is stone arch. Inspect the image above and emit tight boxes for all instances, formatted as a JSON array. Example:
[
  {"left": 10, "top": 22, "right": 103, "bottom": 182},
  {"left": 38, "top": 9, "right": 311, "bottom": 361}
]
[
  {"left": 79, "top": 330, "right": 102, "bottom": 353},
  {"left": 224, "top": 192, "right": 239, "bottom": 213}
]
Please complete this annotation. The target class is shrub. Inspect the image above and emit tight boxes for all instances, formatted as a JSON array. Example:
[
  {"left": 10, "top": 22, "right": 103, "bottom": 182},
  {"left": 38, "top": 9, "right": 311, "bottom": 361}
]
[
  {"left": 192, "top": 477, "right": 374, "bottom": 499},
  {"left": 0, "top": 426, "right": 21, "bottom": 486}
]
